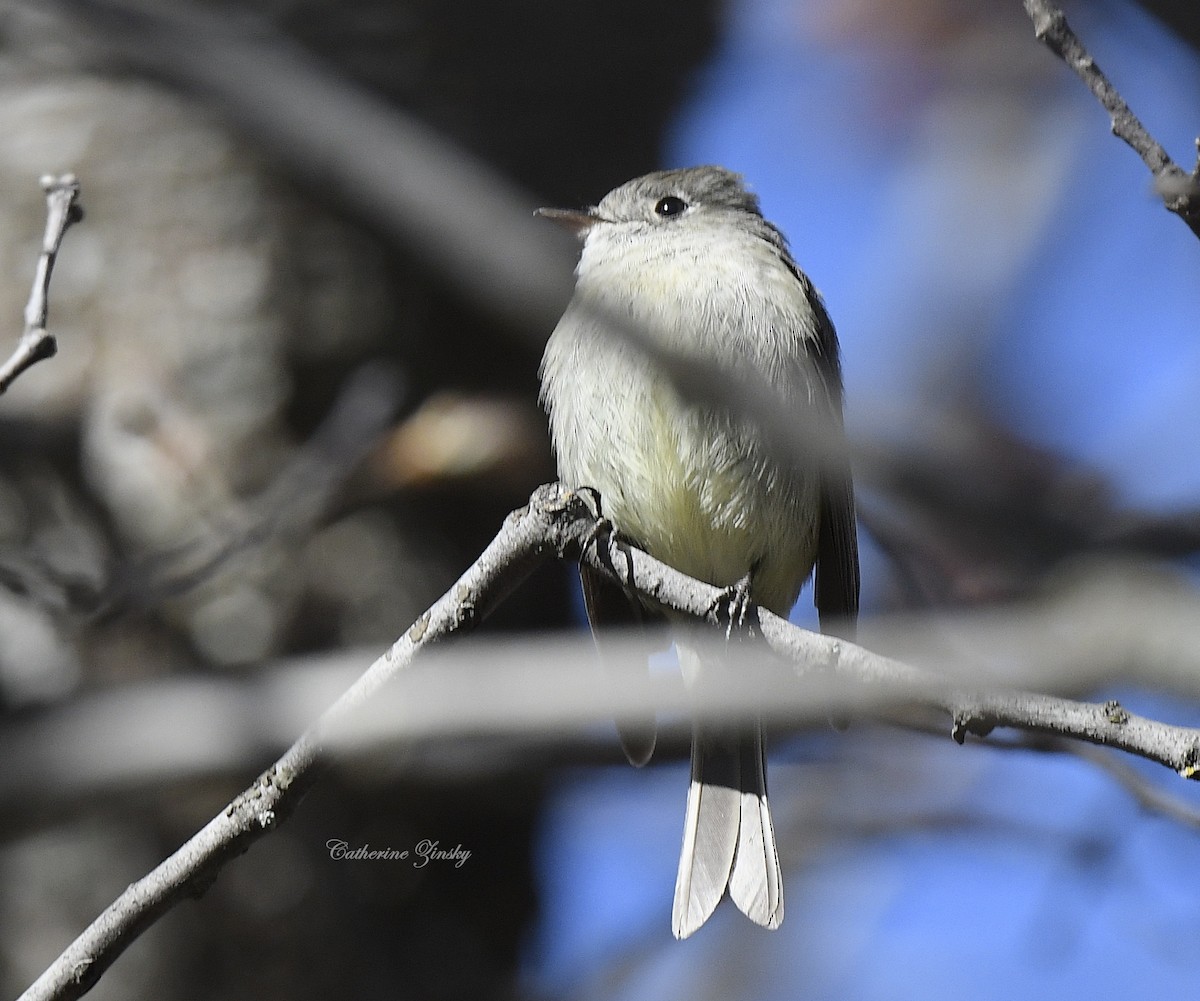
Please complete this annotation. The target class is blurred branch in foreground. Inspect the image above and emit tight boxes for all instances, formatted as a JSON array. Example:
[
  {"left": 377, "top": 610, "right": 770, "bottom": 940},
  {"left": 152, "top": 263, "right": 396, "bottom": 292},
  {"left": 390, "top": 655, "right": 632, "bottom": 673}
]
[
  {"left": 0, "top": 175, "right": 83, "bottom": 394},
  {"left": 7, "top": 596, "right": 1200, "bottom": 829},
  {"left": 16, "top": 0, "right": 852, "bottom": 490},
  {"left": 1023, "top": 0, "right": 1200, "bottom": 238},
  {"left": 22, "top": 0, "right": 1193, "bottom": 546},
  {"left": 19, "top": 0, "right": 576, "bottom": 331},
  {"left": 18, "top": 482, "right": 1200, "bottom": 1001}
]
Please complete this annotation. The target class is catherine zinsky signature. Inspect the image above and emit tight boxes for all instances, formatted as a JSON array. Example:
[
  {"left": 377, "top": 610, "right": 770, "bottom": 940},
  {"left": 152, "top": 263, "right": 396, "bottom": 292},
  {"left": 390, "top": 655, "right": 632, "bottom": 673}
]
[{"left": 326, "top": 838, "right": 471, "bottom": 868}]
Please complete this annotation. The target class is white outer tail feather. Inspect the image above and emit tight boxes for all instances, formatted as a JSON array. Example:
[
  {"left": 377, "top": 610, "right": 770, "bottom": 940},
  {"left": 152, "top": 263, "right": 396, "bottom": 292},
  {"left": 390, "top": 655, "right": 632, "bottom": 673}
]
[{"left": 671, "top": 728, "right": 784, "bottom": 939}]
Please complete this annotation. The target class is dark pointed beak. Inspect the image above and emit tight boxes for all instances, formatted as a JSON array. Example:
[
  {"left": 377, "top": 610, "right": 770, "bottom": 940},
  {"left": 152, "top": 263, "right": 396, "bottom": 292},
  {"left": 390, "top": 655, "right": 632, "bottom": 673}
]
[{"left": 535, "top": 206, "right": 599, "bottom": 236}]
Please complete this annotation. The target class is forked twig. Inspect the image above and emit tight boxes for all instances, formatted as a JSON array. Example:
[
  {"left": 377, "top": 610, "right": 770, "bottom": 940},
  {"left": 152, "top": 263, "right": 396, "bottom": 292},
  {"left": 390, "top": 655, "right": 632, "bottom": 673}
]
[{"left": 0, "top": 174, "right": 84, "bottom": 394}]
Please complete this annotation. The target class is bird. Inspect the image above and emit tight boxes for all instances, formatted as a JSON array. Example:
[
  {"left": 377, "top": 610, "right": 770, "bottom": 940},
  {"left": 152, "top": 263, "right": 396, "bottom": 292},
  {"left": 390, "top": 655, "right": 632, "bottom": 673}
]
[{"left": 537, "top": 165, "right": 859, "bottom": 938}]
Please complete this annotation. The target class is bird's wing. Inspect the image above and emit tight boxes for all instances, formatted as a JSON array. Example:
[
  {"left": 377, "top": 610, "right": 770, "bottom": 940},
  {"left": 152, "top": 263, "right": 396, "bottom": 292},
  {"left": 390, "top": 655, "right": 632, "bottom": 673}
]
[{"left": 807, "top": 286, "right": 861, "bottom": 640}]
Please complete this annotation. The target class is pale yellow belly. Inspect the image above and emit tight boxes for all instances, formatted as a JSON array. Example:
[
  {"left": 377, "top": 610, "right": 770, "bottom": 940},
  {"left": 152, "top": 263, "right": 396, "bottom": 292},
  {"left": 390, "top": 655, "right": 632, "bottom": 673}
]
[{"left": 567, "top": 380, "right": 820, "bottom": 617}]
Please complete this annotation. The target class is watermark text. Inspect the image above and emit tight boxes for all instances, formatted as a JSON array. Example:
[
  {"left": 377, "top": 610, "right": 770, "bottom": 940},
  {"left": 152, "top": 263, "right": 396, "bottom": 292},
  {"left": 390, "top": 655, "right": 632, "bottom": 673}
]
[{"left": 326, "top": 838, "right": 471, "bottom": 868}]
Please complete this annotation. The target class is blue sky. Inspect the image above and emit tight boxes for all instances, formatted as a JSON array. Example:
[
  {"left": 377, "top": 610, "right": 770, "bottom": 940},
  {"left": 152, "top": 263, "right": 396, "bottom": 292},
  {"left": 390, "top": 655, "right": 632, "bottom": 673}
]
[{"left": 525, "top": 2, "right": 1200, "bottom": 996}]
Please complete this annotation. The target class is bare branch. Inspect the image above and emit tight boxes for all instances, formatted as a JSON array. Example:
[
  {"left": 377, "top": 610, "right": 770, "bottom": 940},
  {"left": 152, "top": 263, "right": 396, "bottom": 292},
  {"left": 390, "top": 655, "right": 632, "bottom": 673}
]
[
  {"left": 0, "top": 174, "right": 83, "bottom": 394},
  {"left": 18, "top": 483, "right": 1200, "bottom": 1001},
  {"left": 1023, "top": 0, "right": 1200, "bottom": 238},
  {"left": 17, "top": 484, "right": 553, "bottom": 1001}
]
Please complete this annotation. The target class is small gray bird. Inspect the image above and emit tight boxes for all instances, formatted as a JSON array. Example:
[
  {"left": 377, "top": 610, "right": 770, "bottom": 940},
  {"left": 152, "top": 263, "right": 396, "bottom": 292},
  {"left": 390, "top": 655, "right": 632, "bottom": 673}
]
[{"left": 537, "top": 166, "right": 859, "bottom": 938}]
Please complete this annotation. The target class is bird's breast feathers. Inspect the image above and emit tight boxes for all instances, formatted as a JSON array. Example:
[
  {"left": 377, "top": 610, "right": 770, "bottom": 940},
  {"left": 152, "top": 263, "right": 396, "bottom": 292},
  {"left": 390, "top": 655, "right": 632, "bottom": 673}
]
[{"left": 541, "top": 235, "right": 824, "bottom": 612}]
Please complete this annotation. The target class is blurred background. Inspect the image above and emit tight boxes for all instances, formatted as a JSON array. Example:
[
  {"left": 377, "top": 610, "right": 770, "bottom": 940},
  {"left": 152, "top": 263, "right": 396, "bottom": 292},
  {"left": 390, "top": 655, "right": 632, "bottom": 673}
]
[{"left": 1, "top": 0, "right": 1199, "bottom": 998}]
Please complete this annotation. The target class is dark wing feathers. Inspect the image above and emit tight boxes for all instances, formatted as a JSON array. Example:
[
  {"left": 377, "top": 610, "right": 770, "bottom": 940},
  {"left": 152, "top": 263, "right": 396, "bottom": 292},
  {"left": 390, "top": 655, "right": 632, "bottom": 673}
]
[{"left": 797, "top": 272, "right": 860, "bottom": 640}]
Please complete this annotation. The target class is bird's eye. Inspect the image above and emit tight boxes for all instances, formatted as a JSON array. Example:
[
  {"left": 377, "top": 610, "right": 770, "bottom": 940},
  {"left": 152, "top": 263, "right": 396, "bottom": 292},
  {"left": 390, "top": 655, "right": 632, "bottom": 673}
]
[{"left": 653, "top": 196, "right": 688, "bottom": 218}]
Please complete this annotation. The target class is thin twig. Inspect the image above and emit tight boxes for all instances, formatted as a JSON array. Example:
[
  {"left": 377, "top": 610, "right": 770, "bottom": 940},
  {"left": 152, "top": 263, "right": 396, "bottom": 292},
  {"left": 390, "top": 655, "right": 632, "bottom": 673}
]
[
  {"left": 1022, "top": 0, "right": 1200, "bottom": 239},
  {"left": 0, "top": 174, "right": 83, "bottom": 394},
  {"left": 897, "top": 711, "right": 1200, "bottom": 832},
  {"left": 19, "top": 483, "right": 1200, "bottom": 1001}
]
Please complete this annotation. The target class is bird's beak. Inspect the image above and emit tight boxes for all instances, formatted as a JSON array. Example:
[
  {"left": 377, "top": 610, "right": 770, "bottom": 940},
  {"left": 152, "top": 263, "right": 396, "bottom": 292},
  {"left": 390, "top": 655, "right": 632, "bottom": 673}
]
[{"left": 535, "top": 206, "right": 599, "bottom": 236}]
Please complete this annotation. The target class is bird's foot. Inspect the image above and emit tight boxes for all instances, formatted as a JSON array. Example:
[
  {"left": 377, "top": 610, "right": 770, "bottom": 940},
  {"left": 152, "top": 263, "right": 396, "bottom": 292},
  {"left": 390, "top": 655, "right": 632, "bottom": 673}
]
[
  {"left": 707, "top": 570, "right": 756, "bottom": 642},
  {"left": 572, "top": 486, "right": 617, "bottom": 564}
]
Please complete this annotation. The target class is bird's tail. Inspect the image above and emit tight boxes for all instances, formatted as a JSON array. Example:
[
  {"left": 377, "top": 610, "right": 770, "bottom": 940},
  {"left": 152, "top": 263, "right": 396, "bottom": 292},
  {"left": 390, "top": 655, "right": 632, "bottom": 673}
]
[{"left": 671, "top": 720, "right": 784, "bottom": 939}]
